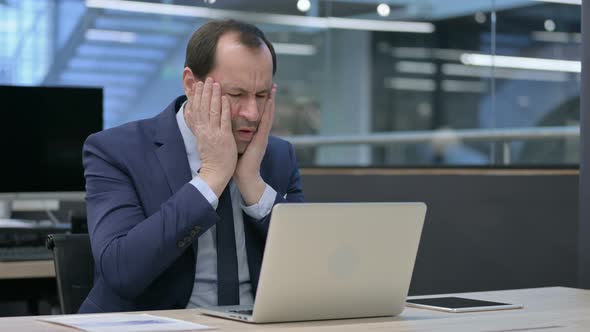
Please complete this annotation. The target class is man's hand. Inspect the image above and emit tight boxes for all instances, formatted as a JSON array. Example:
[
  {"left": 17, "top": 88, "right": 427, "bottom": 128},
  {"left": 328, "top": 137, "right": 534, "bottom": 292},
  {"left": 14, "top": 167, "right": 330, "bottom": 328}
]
[
  {"left": 185, "top": 77, "right": 237, "bottom": 197},
  {"left": 234, "top": 84, "right": 276, "bottom": 206}
]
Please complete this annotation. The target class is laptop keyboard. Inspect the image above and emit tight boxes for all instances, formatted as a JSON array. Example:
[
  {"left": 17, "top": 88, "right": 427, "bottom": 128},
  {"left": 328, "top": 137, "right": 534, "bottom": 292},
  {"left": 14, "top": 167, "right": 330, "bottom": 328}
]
[{"left": 229, "top": 309, "right": 253, "bottom": 315}]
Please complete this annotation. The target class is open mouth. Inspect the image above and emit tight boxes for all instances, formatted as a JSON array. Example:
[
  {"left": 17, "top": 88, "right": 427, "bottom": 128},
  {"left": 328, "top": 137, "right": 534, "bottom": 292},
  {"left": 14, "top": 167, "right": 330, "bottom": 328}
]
[{"left": 236, "top": 129, "right": 255, "bottom": 140}]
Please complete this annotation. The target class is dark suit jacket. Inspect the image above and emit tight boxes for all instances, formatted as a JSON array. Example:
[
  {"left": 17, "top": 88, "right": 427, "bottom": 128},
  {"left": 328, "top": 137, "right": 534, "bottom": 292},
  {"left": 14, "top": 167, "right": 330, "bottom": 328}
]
[{"left": 79, "top": 96, "right": 304, "bottom": 313}]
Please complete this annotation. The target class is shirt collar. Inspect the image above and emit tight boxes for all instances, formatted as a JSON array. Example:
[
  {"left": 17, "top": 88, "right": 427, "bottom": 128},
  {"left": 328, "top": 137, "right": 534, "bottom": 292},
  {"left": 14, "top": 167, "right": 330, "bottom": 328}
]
[{"left": 175, "top": 101, "right": 201, "bottom": 167}]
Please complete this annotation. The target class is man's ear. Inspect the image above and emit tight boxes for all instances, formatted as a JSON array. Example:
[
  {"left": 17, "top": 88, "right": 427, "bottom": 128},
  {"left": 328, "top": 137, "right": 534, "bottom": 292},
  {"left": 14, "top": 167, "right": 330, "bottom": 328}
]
[{"left": 182, "top": 67, "right": 197, "bottom": 101}]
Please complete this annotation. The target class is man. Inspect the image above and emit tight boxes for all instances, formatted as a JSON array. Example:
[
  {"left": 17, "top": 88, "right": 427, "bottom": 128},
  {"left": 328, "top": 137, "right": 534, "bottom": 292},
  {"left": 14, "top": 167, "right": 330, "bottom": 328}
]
[{"left": 79, "top": 19, "right": 304, "bottom": 313}]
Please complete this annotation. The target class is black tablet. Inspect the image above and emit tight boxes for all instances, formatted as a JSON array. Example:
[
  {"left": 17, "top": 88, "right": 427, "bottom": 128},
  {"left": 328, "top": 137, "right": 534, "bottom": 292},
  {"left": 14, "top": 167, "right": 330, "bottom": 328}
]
[{"left": 406, "top": 296, "right": 524, "bottom": 313}]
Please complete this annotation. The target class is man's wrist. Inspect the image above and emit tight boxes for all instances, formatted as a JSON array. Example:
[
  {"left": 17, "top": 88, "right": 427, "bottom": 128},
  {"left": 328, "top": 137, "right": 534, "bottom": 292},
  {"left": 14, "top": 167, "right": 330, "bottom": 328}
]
[
  {"left": 189, "top": 176, "right": 219, "bottom": 209},
  {"left": 234, "top": 174, "right": 266, "bottom": 206},
  {"left": 198, "top": 171, "right": 229, "bottom": 197},
  {"left": 241, "top": 184, "right": 277, "bottom": 220}
]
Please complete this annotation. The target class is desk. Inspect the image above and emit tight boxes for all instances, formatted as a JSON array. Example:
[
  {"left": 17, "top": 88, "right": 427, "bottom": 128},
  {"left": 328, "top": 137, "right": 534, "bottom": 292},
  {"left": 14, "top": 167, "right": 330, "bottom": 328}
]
[
  {"left": 0, "top": 260, "right": 56, "bottom": 315},
  {"left": 0, "top": 287, "right": 588, "bottom": 331},
  {"left": 0, "top": 260, "right": 55, "bottom": 279}
]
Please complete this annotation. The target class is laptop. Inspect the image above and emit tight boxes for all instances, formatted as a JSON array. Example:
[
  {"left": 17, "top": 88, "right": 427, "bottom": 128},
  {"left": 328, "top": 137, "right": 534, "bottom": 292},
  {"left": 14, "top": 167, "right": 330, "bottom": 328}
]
[{"left": 199, "top": 202, "right": 427, "bottom": 323}]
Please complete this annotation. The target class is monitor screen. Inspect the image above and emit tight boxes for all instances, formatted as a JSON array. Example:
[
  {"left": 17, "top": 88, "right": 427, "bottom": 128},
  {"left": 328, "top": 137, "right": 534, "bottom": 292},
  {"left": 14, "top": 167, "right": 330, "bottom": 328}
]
[{"left": 0, "top": 85, "right": 103, "bottom": 193}]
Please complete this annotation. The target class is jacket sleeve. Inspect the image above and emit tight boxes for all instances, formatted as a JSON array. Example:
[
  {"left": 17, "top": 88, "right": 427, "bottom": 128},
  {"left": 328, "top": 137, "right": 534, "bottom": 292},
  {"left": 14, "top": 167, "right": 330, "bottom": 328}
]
[{"left": 83, "top": 134, "right": 218, "bottom": 300}]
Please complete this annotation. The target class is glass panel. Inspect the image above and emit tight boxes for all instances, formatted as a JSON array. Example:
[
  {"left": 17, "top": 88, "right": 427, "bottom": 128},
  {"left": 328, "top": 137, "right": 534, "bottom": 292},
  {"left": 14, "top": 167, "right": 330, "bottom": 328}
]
[
  {"left": 493, "top": 0, "right": 581, "bottom": 165},
  {"left": 0, "top": 0, "right": 580, "bottom": 167},
  {"left": 370, "top": 7, "right": 495, "bottom": 166}
]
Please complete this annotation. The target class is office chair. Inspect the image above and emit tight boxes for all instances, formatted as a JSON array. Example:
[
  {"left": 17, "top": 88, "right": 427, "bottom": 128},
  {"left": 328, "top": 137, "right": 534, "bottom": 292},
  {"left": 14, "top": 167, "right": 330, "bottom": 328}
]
[{"left": 46, "top": 233, "right": 94, "bottom": 314}]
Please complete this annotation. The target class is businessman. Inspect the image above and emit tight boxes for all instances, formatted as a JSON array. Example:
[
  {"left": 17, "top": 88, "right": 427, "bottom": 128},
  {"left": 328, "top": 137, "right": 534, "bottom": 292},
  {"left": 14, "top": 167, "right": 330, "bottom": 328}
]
[{"left": 79, "top": 19, "right": 304, "bottom": 313}]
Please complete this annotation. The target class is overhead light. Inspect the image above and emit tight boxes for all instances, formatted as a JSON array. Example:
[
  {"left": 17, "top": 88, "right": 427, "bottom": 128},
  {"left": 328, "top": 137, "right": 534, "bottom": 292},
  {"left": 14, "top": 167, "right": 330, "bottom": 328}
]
[
  {"left": 297, "top": 0, "right": 311, "bottom": 13},
  {"left": 385, "top": 77, "right": 436, "bottom": 92},
  {"left": 377, "top": 3, "right": 390, "bottom": 17},
  {"left": 396, "top": 61, "right": 437, "bottom": 75},
  {"left": 391, "top": 47, "right": 467, "bottom": 61},
  {"left": 272, "top": 42, "right": 316, "bottom": 56},
  {"left": 60, "top": 72, "right": 144, "bottom": 85},
  {"left": 532, "top": 0, "right": 581, "bottom": 4},
  {"left": 460, "top": 53, "right": 581, "bottom": 73},
  {"left": 544, "top": 19, "right": 556, "bottom": 32},
  {"left": 85, "top": 29, "right": 137, "bottom": 43},
  {"left": 327, "top": 17, "right": 434, "bottom": 33},
  {"left": 85, "top": 0, "right": 435, "bottom": 34},
  {"left": 204, "top": 0, "right": 216, "bottom": 4},
  {"left": 474, "top": 12, "right": 486, "bottom": 24},
  {"left": 441, "top": 79, "right": 486, "bottom": 93},
  {"left": 531, "top": 31, "right": 581, "bottom": 43},
  {"left": 442, "top": 63, "right": 569, "bottom": 82}
]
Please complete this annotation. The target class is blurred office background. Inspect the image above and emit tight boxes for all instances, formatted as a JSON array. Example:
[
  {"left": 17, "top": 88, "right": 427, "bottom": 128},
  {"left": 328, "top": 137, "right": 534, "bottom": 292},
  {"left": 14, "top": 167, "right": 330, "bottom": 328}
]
[{"left": 0, "top": 0, "right": 581, "bottom": 167}]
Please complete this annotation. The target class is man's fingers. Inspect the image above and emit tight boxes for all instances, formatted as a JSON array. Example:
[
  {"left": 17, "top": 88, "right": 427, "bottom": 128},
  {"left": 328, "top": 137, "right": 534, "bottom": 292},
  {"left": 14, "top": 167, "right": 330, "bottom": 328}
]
[
  {"left": 192, "top": 80, "right": 204, "bottom": 124},
  {"left": 199, "top": 77, "right": 213, "bottom": 124},
  {"left": 221, "top": 95, "right": 232, "bottom": 133},
  {"left": 210, "top": 82, "right": 221, "bottom": 129}
]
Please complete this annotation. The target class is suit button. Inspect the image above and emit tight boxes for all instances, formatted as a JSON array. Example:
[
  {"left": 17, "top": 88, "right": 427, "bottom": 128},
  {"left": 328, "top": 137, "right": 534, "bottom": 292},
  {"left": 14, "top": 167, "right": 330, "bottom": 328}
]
[
  {"left": 190, "top": 230, "right": 197, "bottom": 237},
  {"left": 177, "top": 240, "right": 185, "bottom": 248}
]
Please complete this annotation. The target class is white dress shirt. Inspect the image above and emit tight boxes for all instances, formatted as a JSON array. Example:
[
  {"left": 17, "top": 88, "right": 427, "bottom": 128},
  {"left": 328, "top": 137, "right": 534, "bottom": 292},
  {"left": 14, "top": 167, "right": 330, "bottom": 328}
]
[{"left": 175, "top": 102, "right": 277, "bottom": 308}]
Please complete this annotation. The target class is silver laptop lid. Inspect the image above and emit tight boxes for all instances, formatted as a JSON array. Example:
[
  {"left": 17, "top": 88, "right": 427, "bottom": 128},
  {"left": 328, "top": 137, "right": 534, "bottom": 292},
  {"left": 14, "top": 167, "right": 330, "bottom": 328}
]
[{"left": 252, "top": 202, "right": 426, "bottom": 323}]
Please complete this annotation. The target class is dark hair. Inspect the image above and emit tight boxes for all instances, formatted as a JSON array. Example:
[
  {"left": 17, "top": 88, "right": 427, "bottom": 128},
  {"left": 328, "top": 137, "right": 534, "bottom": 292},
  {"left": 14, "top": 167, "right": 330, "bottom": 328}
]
[{"left": 184, "top": 19, "right": 276, "bottom": 79}]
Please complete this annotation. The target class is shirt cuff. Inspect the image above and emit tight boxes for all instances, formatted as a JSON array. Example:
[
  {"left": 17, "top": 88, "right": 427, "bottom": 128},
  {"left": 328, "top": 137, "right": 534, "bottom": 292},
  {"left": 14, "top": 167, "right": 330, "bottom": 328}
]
[
  {"left": 241, "top": 184, "right": 276, "bottom": 220},
  {"left": 189, "top": 176, "right": 219, "bottom": 209}
]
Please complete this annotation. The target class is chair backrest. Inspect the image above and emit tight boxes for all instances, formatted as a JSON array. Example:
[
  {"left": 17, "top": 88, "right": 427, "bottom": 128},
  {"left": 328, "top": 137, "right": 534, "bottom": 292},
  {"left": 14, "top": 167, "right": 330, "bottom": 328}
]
[{"left": 46, "top": 233, "right": 94, "bottom": 314}]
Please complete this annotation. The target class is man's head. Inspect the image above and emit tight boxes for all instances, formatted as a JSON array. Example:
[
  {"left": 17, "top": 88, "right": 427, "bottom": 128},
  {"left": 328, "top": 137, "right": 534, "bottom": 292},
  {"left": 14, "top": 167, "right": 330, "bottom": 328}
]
[{"left": 182, "top": 19, "right": 276, "bottom": 154}]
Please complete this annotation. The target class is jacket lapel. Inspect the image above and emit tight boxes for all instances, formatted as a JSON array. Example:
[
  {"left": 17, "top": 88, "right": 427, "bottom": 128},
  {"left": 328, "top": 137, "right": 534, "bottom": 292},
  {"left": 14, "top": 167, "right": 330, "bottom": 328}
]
[{"left": 153, "top": 96, "right": 192, "bottom": 194}]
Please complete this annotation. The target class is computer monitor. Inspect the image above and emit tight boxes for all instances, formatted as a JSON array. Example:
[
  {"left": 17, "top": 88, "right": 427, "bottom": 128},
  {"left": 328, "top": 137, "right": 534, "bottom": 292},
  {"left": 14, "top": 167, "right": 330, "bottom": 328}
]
[{"left": 0, "top": 85, "right": 103, "bottom": 204}]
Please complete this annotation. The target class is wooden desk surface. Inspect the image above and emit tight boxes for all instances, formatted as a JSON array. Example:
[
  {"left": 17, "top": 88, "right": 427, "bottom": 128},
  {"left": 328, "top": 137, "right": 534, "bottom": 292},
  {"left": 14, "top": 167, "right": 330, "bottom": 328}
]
[
  {"left": 0, "top": 260, "right": 55, "bottom": 279},
  {"left": 0, "top": 287, "right": 588, "bottom": 331}
]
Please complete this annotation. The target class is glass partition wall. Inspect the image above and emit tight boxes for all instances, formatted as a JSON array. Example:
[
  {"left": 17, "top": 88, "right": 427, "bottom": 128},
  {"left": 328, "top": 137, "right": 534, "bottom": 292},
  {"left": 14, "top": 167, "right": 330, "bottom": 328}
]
[{"left": 0, "top": 0, "right": 581, "bottom": 166}]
